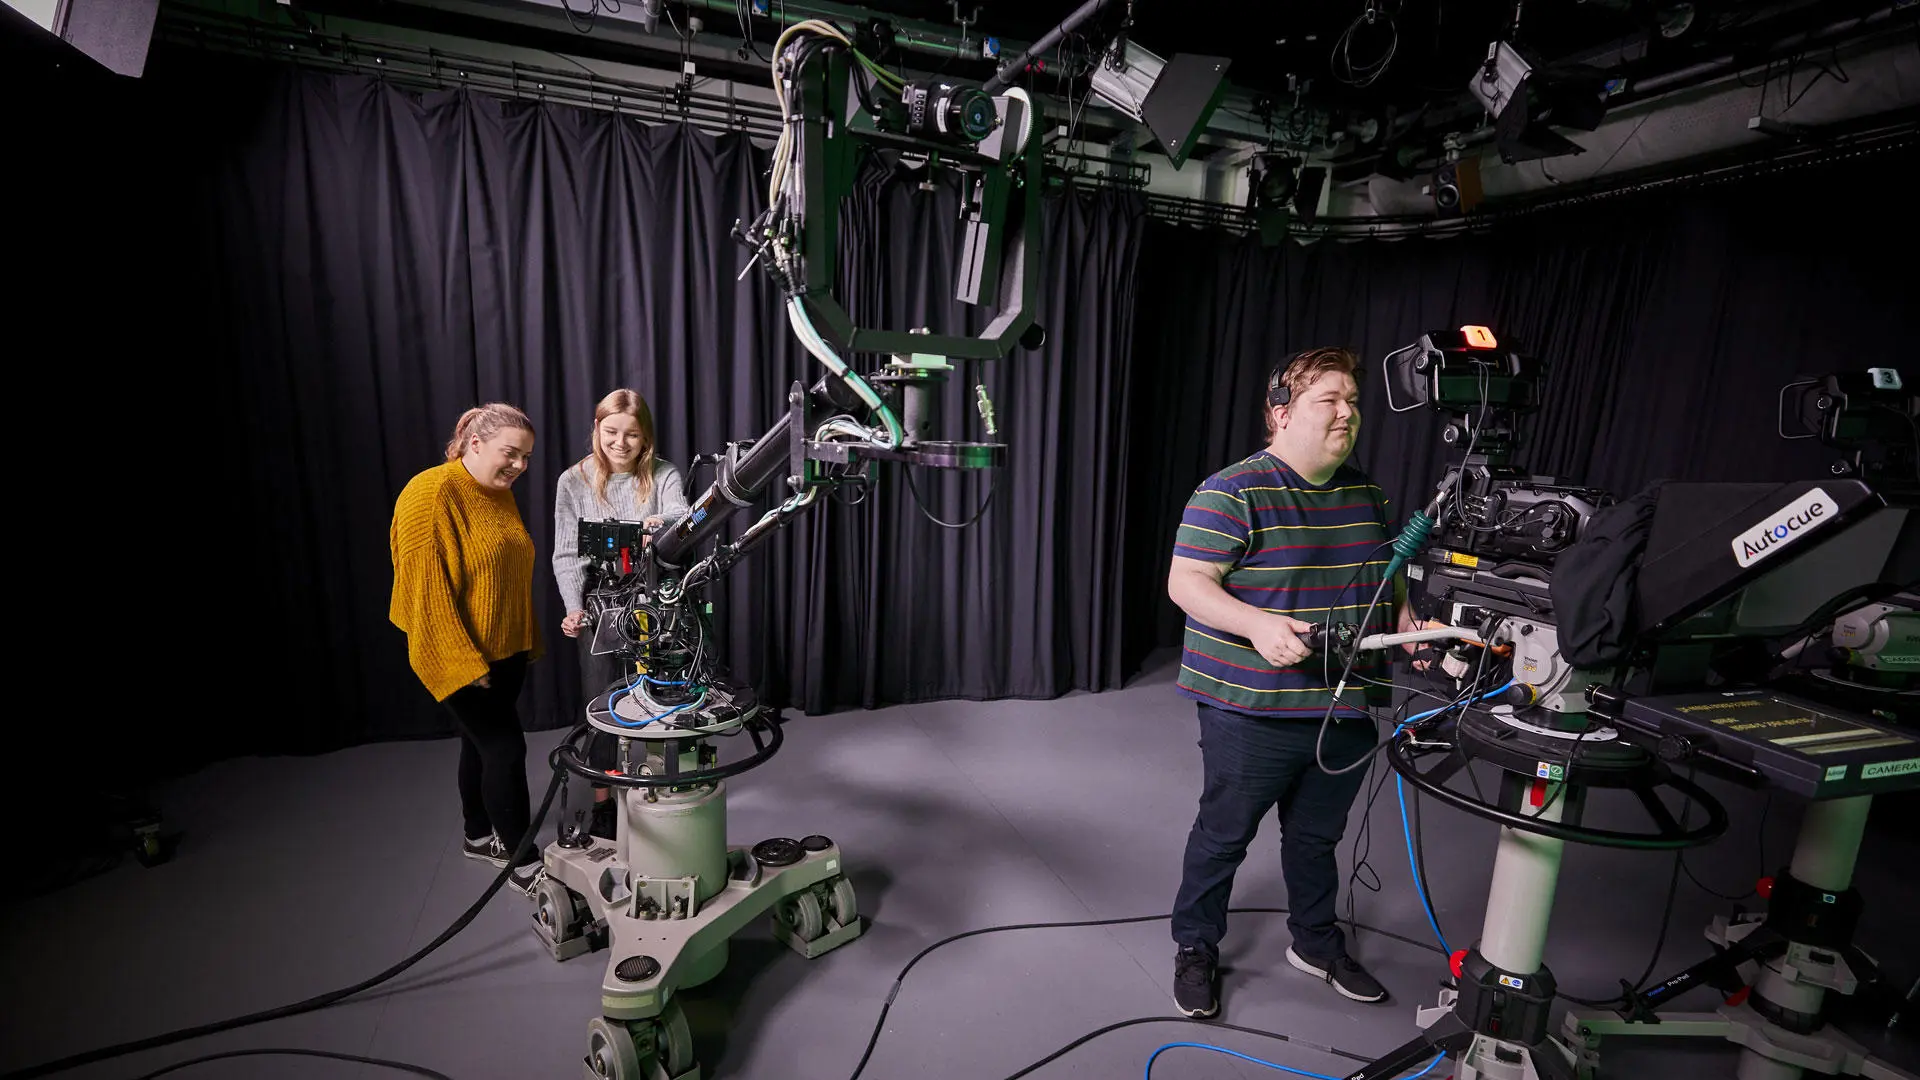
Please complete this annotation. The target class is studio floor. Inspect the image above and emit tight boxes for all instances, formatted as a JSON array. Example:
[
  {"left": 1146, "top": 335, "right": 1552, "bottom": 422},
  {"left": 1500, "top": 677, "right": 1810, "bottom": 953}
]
[{"left": 5, "top": 656, "right": 1916, "bottom": 1080}]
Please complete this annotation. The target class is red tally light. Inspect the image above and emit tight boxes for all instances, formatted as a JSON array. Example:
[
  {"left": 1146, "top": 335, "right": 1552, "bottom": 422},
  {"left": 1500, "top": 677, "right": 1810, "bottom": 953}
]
[{"left": 1462, "top": 325, "right": 1498, "bottom": 349}]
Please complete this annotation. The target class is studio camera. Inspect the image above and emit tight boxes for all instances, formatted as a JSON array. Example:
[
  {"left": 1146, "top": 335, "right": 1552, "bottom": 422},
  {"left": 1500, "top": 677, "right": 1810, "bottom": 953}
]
[
  {"left": 1374, "top": 327, "right": 1614, "bottom": 703},
  {"left": 1779, "top": 366, "right": 1919, "bottom": 482},
  {"left": 1327, "top": 336, "right": 1918, "bottom": 1080}
]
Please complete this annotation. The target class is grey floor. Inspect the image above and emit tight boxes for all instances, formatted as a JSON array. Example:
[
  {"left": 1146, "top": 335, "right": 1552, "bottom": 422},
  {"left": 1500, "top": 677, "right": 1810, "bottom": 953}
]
[{"left": 4, "top": 655, "right": 1916, "bottom": 1080}]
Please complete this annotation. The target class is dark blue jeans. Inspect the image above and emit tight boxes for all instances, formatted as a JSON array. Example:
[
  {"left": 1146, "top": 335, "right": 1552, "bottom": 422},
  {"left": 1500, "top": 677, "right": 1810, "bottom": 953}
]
[{"left": 1171, "top": 703, "right": 1377, "bottom": 963}]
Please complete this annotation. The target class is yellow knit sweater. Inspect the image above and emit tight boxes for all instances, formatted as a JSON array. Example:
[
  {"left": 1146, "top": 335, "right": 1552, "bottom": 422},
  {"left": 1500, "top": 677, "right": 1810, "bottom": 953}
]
[{"left": 389, "top": 460, "right": 542, "bottom": 701}]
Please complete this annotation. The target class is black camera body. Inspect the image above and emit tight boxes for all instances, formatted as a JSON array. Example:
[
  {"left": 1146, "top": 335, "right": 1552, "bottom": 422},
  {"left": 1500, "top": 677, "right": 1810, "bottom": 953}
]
[
  {"left": 1779, "top": 367, "right": 1918, "bottom": 482},
  {"left": 1412, "top": 465, "right": 1614, "bottom": 623},
  {"left": 1387, "top": 328, "right": 1614, "bottom": 624}
]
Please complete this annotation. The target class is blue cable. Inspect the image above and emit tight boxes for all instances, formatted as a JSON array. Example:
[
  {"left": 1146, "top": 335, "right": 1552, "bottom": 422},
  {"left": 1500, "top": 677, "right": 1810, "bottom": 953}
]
[
  {"left": 1397, "top": 774, "right": 1450, "bottom": 956},
  {"left": 1143, "top": 1044, "right": 1447, "bottom": 1080},
  {"left": 1137, "top": 676, "right": 1510, "bottom": 1080},
  {"left": 1392, "top": 680, "right": 1514, "bottom": 956},
  {"left": 606, "top": 675, "right": 707, "bottom": 730},
  {"left": 606, "top": 675, "right": 649, "bottom": 728}
]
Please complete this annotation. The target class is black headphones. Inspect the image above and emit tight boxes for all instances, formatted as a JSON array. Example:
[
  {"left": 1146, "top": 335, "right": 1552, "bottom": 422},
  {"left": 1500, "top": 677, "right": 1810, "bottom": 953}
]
[
  {"left": 1268, "top": 347, "right": 1363, "bottom": 408},
  {"left": 1266, "top": 359, "right": 1296, "bottom": 408}
]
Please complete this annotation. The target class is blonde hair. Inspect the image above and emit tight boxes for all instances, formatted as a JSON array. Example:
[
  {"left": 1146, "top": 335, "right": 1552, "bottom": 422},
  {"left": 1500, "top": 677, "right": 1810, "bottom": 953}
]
[
  {"left": 444, "top": 402, "right": 535, "bottom": 461},
  {"left": 578, "top": 389, "right": 657, "bottom": 506},
  {"left": 1265, "top": 347, "right": 1360, "bottom": 435}
]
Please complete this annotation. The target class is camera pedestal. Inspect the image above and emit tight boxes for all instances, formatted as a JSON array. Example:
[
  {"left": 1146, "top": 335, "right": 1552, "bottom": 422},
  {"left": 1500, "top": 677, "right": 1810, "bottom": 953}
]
[
  {"left": 1346, "top": 707, "right": 1728, "bottom": 1080},
  {"left": 1347, "top": 797, "right": 1581, "bottom": 1080},
  {"left": 538, "top": 691, "right": 864, "bottom": 1080},
  {"left": 1561, "top": 795, "right": 1917, "bottom": 1080}
]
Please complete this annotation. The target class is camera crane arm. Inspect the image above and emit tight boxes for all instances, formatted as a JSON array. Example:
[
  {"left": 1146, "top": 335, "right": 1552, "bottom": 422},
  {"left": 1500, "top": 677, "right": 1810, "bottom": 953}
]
[{"left": 637, "top": 10, "right": 1089, "bottom": 594}]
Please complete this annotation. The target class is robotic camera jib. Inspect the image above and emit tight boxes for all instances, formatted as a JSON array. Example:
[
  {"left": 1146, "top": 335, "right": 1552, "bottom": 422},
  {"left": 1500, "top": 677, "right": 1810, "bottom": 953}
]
[
  {"left": 528, "top": 17, "right": 1053, "bottom": 1080},
  {"left": 1306, "top": 328, "right": 1917, "bottom": 1080}
]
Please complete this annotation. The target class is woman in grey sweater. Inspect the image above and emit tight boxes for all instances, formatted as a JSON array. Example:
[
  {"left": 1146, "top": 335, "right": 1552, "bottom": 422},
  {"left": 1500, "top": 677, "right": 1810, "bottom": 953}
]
[{"left": 553, "top": 389, "right": 691, "bottom": 834}]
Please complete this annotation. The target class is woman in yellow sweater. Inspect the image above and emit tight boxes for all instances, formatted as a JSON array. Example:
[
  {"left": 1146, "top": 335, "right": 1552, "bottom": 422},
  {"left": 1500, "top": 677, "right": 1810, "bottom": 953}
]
[{"left": 389, "top": 402, "right": 546, "bottom": 897}]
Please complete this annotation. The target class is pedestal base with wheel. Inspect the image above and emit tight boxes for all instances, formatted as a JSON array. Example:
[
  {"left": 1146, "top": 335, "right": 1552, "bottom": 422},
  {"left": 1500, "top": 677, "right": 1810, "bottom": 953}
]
[
  {"left": 1560, "top": 794, "right": 1917, "bottom": 1080},
  {"left": 1346, "top": 704, "right": 1728, "bottom": 1080},
  {"left": 538, "top": 680, "right": 866, "bottom": 1080},
  {"left": 1555, "top": 687, "right": 1920, "bottom": 1080}
]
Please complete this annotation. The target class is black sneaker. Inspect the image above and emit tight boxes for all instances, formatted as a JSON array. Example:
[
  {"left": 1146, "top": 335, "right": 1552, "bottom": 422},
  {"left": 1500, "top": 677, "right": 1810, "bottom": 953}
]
[
  {"left": 1173, "top": 946, "right": 1220, "bottom": 1018},
  {"left": 1286, "top": 947, "right": 1388, "bottom": 1003},
  {"left": 463, "top": 834, "right": 508, "bottom": 867},
  {"left": 507, "top": 860, "right": 547, "bottom": 899}
]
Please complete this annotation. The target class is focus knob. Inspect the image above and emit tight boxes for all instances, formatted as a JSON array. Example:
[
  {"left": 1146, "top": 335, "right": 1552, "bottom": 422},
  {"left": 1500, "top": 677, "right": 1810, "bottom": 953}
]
[{"left": 1657, "top": 734, "right": 1699, "bottom": 762}]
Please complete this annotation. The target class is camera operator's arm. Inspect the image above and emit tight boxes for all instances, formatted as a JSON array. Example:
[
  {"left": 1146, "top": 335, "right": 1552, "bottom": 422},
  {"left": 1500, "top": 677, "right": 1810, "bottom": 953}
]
[
  {"left": 553, "top": 467, "right": 592, "bottom": 638},
  {"left": 1168, "top": 558, "right": 1317, "bottom": 668}
]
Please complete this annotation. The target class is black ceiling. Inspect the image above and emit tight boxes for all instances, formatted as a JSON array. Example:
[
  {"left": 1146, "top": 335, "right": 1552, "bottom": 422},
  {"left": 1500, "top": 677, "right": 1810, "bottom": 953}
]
[
  {"left": 246, "top": 0, "right": 1907, "bottom": 181},
  {"left": 857, "top": 0, "right": 1885, "bottom": 117}
]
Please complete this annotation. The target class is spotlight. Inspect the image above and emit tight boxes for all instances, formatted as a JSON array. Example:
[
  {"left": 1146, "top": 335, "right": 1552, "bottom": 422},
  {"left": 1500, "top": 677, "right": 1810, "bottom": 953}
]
[
  {"left": 1089, "top": 39, "right": 1232, "bottom": 170},
  {"left": 1469, "top": 40, "right": 1612, "bottom": 163},
  {"left": 1247, "top": 153, "right": 1300, "bottom": 245},
  {"left": 1251, "top": 153, "right": 1300, "bottom": 206}
]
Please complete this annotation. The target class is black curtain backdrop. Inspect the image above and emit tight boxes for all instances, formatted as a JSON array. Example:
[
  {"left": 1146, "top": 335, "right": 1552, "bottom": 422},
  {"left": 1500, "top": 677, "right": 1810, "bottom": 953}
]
[
  {"left": 1121, "top": 145, "right": 1920, "bottom": 664},
  {"left": 65, "top": 51, "right": 1147, "bottom": 769},
  {"left": 10, "top": 25, "right": 1916, "bottom": 778}
]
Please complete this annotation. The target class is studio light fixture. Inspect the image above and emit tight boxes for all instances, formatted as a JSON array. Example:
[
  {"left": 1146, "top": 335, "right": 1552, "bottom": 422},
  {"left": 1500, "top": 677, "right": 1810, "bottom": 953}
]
[
  {"left": 1245, "top": 152, "right": 1330, "bottom": 245},
  {"left": 1089, "top": 38, "right": 1232, "bottom": 170},
  {"left": 1469, "top": 40, "right": 1612, "bottom": 163}
]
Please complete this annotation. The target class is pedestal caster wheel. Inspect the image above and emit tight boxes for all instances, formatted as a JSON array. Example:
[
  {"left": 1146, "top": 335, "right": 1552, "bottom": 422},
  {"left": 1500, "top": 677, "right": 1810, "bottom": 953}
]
[
  {"left": 656, "top": 999, "right": 695, "bottom": 1076},
  {"left": 584, "top": 1001, "right": 695, "bottom": 1080},
  {"left": 538, "top": 879, "right": 585, "bottom": 944},
  {"left": 774, "top": 890, "right": 825, "bottom": 943},
  {"left": 586, "top": 1017, "right": 639, "bottom": 1079},
  {"left": 827, "top": 876, "right": 858, "bottom": 929}
]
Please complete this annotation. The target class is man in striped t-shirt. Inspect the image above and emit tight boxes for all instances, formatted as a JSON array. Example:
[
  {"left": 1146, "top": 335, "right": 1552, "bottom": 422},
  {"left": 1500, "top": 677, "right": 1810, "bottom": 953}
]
[{"left": 1164, "top": 346, "right": 1417, "bottom": 1019}]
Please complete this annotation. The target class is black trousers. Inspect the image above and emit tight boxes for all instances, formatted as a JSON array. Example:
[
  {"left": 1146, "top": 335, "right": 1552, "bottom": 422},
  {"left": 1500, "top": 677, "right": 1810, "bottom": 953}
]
[
  {"left": 441, "top": 652, "right": 537, "bottom": 867},
  {"left": 1170, "top": 702, "right": 1376, "bottom": 963}
]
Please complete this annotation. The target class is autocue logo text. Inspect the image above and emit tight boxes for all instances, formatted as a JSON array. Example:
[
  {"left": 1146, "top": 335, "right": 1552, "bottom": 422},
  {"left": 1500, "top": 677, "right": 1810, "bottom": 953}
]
[{"left": 1732, "top": 487, "right": 1839, "bottom": 569}]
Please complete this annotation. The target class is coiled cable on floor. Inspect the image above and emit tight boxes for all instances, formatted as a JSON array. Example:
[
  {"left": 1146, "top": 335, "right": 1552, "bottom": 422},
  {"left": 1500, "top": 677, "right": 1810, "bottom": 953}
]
[
  {"left": 1004, "top": 1017, "right": 1370, "bottom": 1080},
  {"left": 130, "top": 1048, "right": 457, "bottom": 1080},
  {"left": 0, "top": 737, "right": 580, "bottom": 1080},
  {"left": 845, "top": 905, "right": 1445, "bottom": 1080},
  {"left": 1143, "top": 1043, "right": 1446, "bottom": 1080}
]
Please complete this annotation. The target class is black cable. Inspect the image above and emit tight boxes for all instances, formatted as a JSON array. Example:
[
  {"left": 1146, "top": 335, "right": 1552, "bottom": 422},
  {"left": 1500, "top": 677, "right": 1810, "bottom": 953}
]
[
  {"left": 736, "top": 0, "right": 770, "bottom": 62},
  {"left": 558, "top": 0, "right": 601, "bottom": 34},
  {"left": 1874, "top": 402, "right": 1920, "bottom": 465},
  {"left": 1313, "top": 539, "right": 1400, "bottom": 777},
  {"left": 2, "top": 765, "right": 571, "bottom": 1080},
  {"left": 902, "top": 467, "right": 997, "bottom": 529},
  {"left": 1390, "top": 647, "right": 1504, "bottom": 960},
  {"left": 132, "top": 1048, "right": 456, "bottom": 1080},
  {"left": 1001, "top": 1016, "right": 1372, "bottom": 1080},
  {"left": 1558, "top": 787, "right": 1693, "bottom": 1009},
  {"left": 843, "top": 906, "right": 1442, "bottom": 1080},
  {"left": 1341, "top": 727, "right": 1401, "bottom": 941},
  {"left": 1628, "top": 848, "right": 1688, "bottom": 991},
  {"left": 1681, "top": 857, "right": 1753, "bottom": 903}
]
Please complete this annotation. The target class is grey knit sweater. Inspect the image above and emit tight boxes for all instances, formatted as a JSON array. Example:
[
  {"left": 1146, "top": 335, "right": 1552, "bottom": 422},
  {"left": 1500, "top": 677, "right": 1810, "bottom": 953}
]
[{"left": 552, "top": 459, "right": 692, "bottom": 613}]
